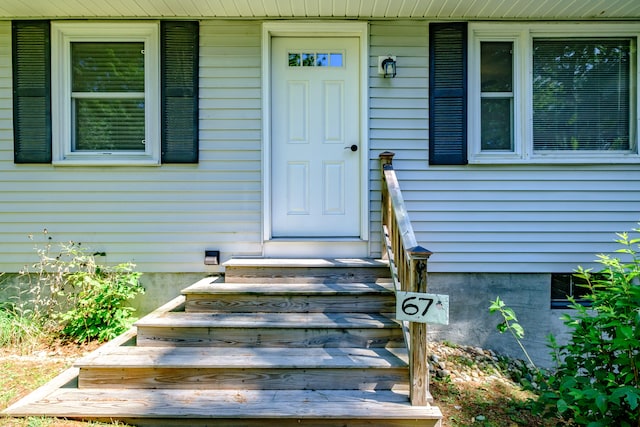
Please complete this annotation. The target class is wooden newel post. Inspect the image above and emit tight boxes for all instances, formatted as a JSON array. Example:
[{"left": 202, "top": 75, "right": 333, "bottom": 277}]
[
  {"left": 379, "top": 152, "right": 395, "bottom": 259},
  {"left": 409, "top": 247, "right": 432, "bottom": 406},
  {"left": 379, "top": 151, "right": 395, "bottom": 168}
]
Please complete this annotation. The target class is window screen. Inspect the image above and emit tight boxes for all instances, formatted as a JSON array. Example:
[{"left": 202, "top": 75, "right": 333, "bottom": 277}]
[
  {"left": 533, "top": 39, "right": 631, "bottom": 152},
  {"left": 71, "top": 42, "right": 145, "bottom": 151}
]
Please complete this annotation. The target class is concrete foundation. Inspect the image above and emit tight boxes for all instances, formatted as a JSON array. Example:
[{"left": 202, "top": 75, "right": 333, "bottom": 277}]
[{"left": 427, "top": 272, "right": 572, "bottom": 368}]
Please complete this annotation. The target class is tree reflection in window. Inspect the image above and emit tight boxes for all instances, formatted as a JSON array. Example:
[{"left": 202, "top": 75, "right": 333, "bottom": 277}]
[
  {"left": 288, "top": 52, "right": 344, "bottom": 67},
  {"left": 72, "top": 42, "right": 145, "bottom": 151},
  {"left": 533, "top": 40, "right": 631, "bottom": 152}
]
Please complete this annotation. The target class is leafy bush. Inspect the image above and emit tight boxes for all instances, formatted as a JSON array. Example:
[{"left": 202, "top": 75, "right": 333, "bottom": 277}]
[
  {"left": 541, "top": 231, "right": 640, "bottom": 426},
  {"left": 57, "top": 261, "right": 144, "bottom": 343},
  {"left": 18, "top": 230, "right": 144, "bottom": 343},
  {"left": 491, "top": 228, "right": 640, "bottom": 426}
]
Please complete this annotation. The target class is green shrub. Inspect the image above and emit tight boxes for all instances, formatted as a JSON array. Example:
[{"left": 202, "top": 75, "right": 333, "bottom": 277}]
[
  {"left": 491, "top": 228, "right": 640, "bottom": 426},
  {"left": 58, "top": 261, "right": 144, "bottom": 343},
  {"left": 541, "top": 231, "right": 640, "bottom": 426},
  {"left": 19, "top": 231, "right": 144, "bottom": 343}
]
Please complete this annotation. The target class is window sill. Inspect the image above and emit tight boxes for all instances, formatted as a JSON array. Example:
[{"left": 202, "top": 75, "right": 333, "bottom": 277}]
[
  {"left": 52, "top": 159, "right": 161, "bottom": 167},
  {"left": 469, "top": 154, "right": 640, "bottom": 165}
]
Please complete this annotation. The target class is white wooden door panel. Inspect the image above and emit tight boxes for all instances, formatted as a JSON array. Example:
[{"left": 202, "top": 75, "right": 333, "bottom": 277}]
[{"left": 271, "top": 37, "right": 360, "bottom": 237}]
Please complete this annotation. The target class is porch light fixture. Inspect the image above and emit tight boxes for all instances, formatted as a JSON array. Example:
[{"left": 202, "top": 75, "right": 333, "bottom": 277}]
[{"left": 379, "top": 55, "right": 397, "bottom": 78}]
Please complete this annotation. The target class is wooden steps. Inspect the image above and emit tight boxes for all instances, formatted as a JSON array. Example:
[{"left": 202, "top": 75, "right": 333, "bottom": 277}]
[
  {"left": 183, "top": 279, "right": 396, "bottom": 313},
  {"left": 4, "top": 258, "right": 442, "bottom": 426},
  {"left": 12, "top": 389, "right": 442, "bottom": 426},
  {"left": 223, "top": 257, "right": 391, "bottom": 284},
  {"left": 136, "top": 311, "right": 404, "bottom": 347},
  {"left": 76, "top": 347, "right": 409, "bottom": 390}
]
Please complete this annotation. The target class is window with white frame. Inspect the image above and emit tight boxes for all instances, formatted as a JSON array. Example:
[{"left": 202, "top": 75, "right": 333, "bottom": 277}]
[
  {"left": 469, "top": 24, "right": 639, "bottom": 163},
  {"left": 51, "top": 22, "right": 160, "bottom": 165},
  {"left": 480, "top": 41, "right": 514, "bottom": 152}
]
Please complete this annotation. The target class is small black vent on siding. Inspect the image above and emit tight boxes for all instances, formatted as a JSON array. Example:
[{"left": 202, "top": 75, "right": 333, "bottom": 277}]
[
  {"left": 12, "top": 21, "right": 52, "bottom": 164},
  {"left": 429, "top": 22, "right": 467, "bottom": 165},
  {"left": 161, "top": 21, "right": 199, "bottom": 163}
]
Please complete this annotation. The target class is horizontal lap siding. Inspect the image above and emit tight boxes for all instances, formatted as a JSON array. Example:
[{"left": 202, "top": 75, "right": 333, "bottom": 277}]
[
  {"left": 2, "top": 19, "right": 639, "bottom": 274},
  {"left": 405, "top": 166, "right": 640, "bottom": 272},
  {"left": 369, "top": 21, "right": 640, "bottom": 273},
  {"left": 0, "top": 20, "right": 263, "bottom": 273},
  {"left": 369, "top": 21, "right": 429, "bottom": 258}
]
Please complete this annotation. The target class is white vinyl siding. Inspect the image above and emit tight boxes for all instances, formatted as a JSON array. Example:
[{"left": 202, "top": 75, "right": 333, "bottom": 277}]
[
  {"left": 369, "top": 21, "right": 430, "bottom": 257},
  {"left": 0, "top": 20, "right": 263, "bottom": 273},
  {"left": 370, "top": 21, "right": 640, "bottom": 273},
  {"left": 1, "top": 20, "right": 640, "bottom": 275},
  {"left": 406, "top": 166, "right": 640, "bottom": 272}
]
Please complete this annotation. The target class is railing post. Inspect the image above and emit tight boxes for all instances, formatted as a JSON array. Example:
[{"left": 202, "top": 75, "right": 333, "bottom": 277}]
[
  {"left": 379, "top": 151, "right": 395, "bottom": 259},
  {"left": 409, "top": 248, "right": 432, "bottom": 406}
]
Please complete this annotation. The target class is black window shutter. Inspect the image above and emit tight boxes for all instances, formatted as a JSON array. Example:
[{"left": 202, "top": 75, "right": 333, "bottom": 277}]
[
  {"left": 12, "top": 21, "right": 51, "bottom": 164},
  {"left": 161, "top": 21, "right": 199, "bottom": 163},
  {"left": 429, "top": 22, "right": 467, "bottom": 165}
]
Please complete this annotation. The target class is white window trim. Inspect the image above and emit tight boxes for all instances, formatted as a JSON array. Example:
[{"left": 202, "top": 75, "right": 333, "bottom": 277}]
[
  {"left": 51, "top": 22, "right": 161, "bottom": 166},
  {"left": 469, "top": 22, "right": 640, "bottom": 164}
]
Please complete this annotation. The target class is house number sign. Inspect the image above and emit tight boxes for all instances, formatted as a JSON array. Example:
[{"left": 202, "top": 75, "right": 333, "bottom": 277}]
[{"left": 396, "top": 292, "right": 449, "bottom": 325}]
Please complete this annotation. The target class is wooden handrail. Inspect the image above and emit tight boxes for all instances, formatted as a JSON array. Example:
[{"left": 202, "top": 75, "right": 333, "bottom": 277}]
[{"left": 379, "top": 151, "right": 433, "bottom": 406}]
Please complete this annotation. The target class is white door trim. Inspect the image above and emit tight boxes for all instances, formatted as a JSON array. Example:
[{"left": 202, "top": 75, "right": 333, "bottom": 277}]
[{"left": 261, "top": 22, "right": 370, "bottom": 244}]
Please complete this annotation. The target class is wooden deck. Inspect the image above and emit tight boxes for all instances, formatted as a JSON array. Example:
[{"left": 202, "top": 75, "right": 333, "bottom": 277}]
[{"left": 3, "top": 258, "right": 442, "bottom": 426}]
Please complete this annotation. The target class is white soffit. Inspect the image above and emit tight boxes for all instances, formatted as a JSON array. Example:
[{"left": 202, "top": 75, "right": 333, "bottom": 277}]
[{"left": 1, "top": 0, "right": 639, "bottom": 20}]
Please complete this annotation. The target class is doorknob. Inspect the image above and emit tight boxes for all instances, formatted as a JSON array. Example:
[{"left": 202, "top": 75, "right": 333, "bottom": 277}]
[{"left": 344, "top": 144, "right": 358, "bottom": 152}]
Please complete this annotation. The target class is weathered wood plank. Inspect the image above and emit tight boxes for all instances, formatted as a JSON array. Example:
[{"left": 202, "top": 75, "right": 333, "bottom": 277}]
[
  {"left": 225, "top": 266, "right": 391, "bottom": 284},
  {"left": 223, "top": 259, "right": 391, "bottom": 284},
  {"left": 78, "top": 346, "right": 410, "bottom": 390},
  {"left": 182, "top": 280, "right": 395, "bottom": 295},
  {"left": 185, "top": 294, "right": 395, "bottom": 313},
  {"left": 183, "top": 280, "right": 395, "bottom": 312},
  {"left": 77, "top": 347, "right": 409, "bottom": 368},
  {"left": 8, "top": 389, "right": 442, "bottom": 420},
  {"left": 136, "top": 325, "right": 404, "bottom": 348},
  {"left": 114, "top": 418, "right": 442, "bottom": 426},
  {"left": 223, "top": 258, "right": 389, "bottom": 268},
  {"left": 78, "top": 366, "right": 408, "bottom": 390},
  {"left": 135, "top": 312, "right": 401, "bottom": 329}
]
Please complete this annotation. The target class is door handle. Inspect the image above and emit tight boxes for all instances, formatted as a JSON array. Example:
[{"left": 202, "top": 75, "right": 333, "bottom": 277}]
[{"left": 344, "top": 144, "right": 358, "bottom": 152}]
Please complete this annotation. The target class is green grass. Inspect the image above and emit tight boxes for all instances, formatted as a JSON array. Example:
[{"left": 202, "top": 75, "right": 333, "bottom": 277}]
[{"left": 0, "top": 310, "right": 49, "bottom": 355}]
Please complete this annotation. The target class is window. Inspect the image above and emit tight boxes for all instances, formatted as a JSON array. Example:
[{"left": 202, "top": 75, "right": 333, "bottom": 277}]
[
  {"left": 51, "top": 22, "right": 159, "bottom": 165},
  {"left": 13, "top": 20, "right": 199, "bottom": 165},
  {"left": 288, "top": 52, "right": 344, "bottom": 67},
  {"left": 480, "top": 41, "right": 514, "bottom": 151},
  {"left": 550, "top": 273, "right": 593, "bottom": 309},
  {"left": 533, "top": 39, "right": 631, "bottom": 152},
  {"left": 469, "top": 23, "right": 638, "bottom": 164}
]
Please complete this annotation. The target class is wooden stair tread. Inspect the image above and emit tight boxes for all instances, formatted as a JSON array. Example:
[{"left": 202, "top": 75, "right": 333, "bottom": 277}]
[
  {"left": 183, "top": 279, "right": 394, "bottom": 295},
  {"left": 223, "top": 258, "right": 392, "bottom": 284},
  {"left": 76, "top": 346, "right": 409, "bottom": 368},
  {"left": 136, "top": 312, "right": 400, "bottom": 329},
  {"left": 223, "top": 258, "right": 389, "bottom": 268},
  {"left": 6, "top": 389, "right": 441, "bottom": 420}
]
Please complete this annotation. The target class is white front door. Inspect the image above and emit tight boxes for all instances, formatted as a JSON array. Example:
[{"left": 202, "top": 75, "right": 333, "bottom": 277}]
[{"left": 271, "top": 37, "right": 361, "bottom": 238}]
